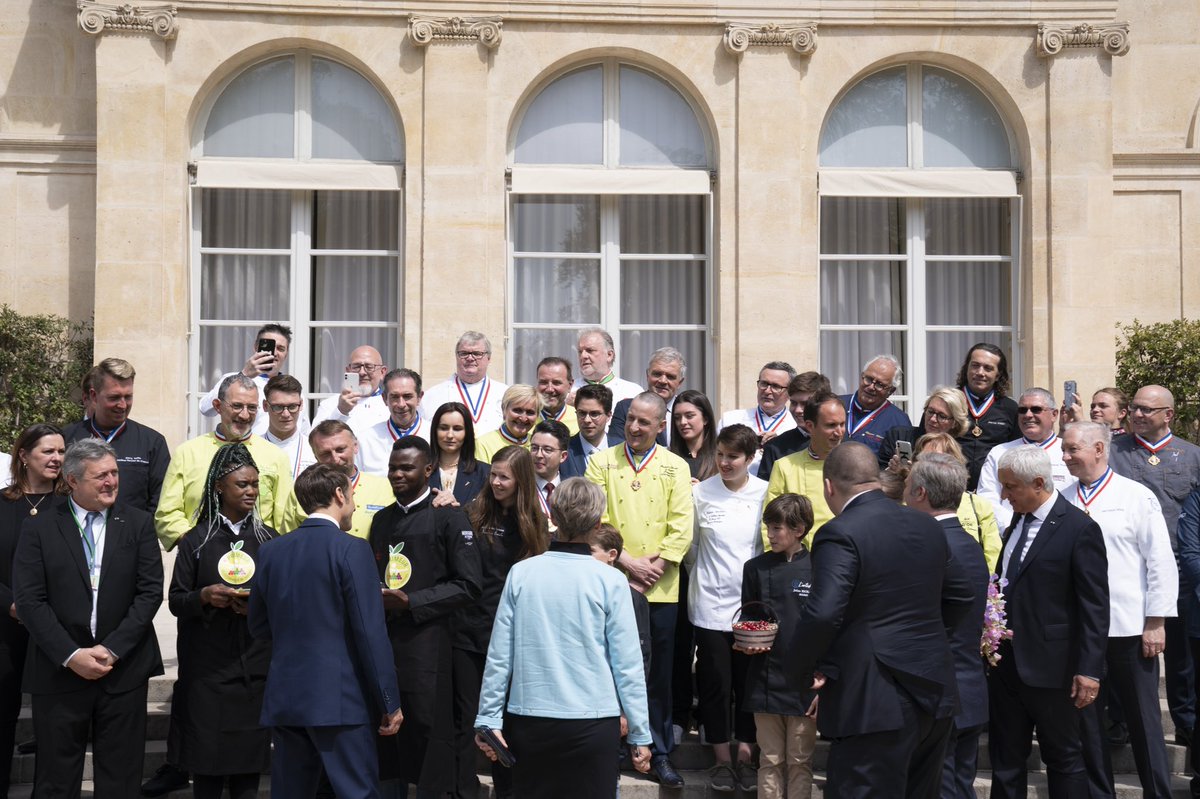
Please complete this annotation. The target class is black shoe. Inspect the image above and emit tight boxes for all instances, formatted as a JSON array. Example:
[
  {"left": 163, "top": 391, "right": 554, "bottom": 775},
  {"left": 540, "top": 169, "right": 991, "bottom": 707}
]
[
  {"left": 1106, "top": 721, "right": 1129, "bottom": 746},
  {"left": 141, "top": 764, "right": 190, "bottom": 797},
  {"left": 15, "top": 739, "right": 35, "bottom": 755},
  {"left": 650, "top": 756, "right": 685, "bottom": 788},
  {"left": 1178, "top": 727, "right": 1194, "bottom": 748}
]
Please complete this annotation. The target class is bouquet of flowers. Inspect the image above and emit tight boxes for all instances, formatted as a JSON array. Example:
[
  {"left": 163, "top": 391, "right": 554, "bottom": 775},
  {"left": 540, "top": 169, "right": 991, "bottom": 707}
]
[{"left": 980, "top": 574, "right": 1013, "bottom": 668}]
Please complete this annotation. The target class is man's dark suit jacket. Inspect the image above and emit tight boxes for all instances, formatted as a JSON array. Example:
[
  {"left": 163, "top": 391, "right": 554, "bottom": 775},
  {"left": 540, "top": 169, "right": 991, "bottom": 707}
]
[
  {"left": 560, "top": 431, "right": 622, "bottom": 480},
  {"left": 248, "top": 516, "right": 400, "bottom": 727},
  {"left": 13, "top": 502, "right": 163, "bottom": 695},
  {"left": 793, "top": 490, "right": 974, "bottom": 738},
  {"left": 428, "top": 461, "right": 491, "bottom": 507},
  {"left": 1001, "top": 494, "right": 1109, "bottom": 689},
  {"left": 940, "top": 516, "right": 990, "bottom": 730}
]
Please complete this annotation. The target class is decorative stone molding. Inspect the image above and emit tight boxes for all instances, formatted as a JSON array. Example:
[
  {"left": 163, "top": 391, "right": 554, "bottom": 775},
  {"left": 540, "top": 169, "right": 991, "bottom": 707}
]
[
  {"left": 723, "top": 22, "right": 817, "bottom": 55},
  {"left": 409, "top": 16, "right": 502, "bottom": 49},
  {"left": 78, "top": 1, "right": 178, "bottom": 39},
  {"left": 1036, "top": 22, "right": 1129, "bottom": 57}
]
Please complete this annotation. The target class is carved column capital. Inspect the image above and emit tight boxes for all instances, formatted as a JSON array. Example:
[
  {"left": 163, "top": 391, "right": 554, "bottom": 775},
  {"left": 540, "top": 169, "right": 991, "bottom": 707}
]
[
  {"left": 1036, "top": 22, "right": 1129, "bottom": 57},
  {"left": 77, "top": 1, "right": 178, "bottom": 39},
  {"left": 409, "top": 16, "right": 503, "bottom": 49},
  {"left": 723, "top": 22, "right": 817, "bottom": 56}
]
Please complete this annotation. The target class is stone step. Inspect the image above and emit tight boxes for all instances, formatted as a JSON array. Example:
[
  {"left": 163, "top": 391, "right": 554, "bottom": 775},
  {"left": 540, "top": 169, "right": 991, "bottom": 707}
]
[{"left": 5, "top": 772, "right": 1193, "bottom": 799}]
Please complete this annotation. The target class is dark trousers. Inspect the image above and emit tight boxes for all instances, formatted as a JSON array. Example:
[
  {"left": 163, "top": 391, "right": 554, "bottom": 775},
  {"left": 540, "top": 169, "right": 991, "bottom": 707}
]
[
  {"left": 987, "top": 645, "right": 1088, "bottom": 799},
  {"left": 940, "top": 722, "right": 984, "bottom": 799},
  {"left": 31, "top": 681, "right": 148, "bottom": 799},
  {"left": 824, "top": 693, "right": 950, "bottom": 799},
  {"left": 505, "top": 715, "right": 620, "bottom": 799},
  {"left": 193, "top": 773, "right": 260, "bottom": 799},
  {"left": 1167, "top": 608, "right": 1196, "bottom": 734},
  {"left": 271, "top": 724, "right": 379, "bottom": 799},
  {"left": 450, "top": 648, "right": 511, "bottom": 799},
  {"left": 1185, "top": 637, "right": 1200, "bottom": 795},
  {"left": 0, "top": 633, "right": 26, "bottom": 796},
  {"left": 646, "top": 602, "right": 678, "bottom": 756},
  {"left": 693, "top": 627, "right": 755, "bottom": 744},
  {"left": 1082, "top": 636, "right": 1172, "bottom": 799},
  {"left": 671, "top": 567, "right": 696, "bottom": 731}
]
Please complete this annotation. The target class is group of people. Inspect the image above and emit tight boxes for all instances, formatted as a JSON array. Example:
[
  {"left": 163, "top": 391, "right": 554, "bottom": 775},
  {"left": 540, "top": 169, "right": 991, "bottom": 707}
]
[{"left": 0, "top": 325, "right": 1194, "bottom": 799}]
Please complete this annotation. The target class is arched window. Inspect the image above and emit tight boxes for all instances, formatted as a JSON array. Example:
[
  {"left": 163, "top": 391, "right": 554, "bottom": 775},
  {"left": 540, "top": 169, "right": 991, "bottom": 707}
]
[
  {"left": 190, "top": 52, "right": 404, "bottom": 430},
  {"left": 818, "top": 64, "right": 1019, "bottom": 410},
  {"left": 508, "top": 61, "right": 713, "bottom": 389}
]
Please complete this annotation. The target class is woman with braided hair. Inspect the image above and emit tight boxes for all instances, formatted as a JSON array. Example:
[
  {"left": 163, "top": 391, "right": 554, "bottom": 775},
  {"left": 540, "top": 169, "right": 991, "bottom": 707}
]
[{"left": 167, "top": 443, "right": 278, "bottom": 799}]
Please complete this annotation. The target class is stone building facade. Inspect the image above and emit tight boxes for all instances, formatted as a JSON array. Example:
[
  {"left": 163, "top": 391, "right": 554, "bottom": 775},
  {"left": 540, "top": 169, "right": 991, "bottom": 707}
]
[{"left": 2, "top": 0, "right": 1198, "bottom": 446}]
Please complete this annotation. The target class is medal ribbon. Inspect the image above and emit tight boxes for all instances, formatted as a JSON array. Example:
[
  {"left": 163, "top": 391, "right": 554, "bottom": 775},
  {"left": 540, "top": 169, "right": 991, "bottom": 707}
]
[
  {"left": 1076, "top": 467, "right": 1114, "bottom": 512},
  {"left": 498, "top": 425, "right": 528, "bottom": 446},
  {"left": 350, "top": 470, "right": 362, "bottom": 494},
  {"left": 847, "top": 394, "right": 889, "bottom": 438},
  {"left": 1135, "top": 432, "right": 1174, "bottom": 456},
  {"left": 213, "top": 427, "right": 252, "bottom": 443},
  {"left": 542, "top": 405, "right": 567, "bottom": 423},
  {"left": 586, "top": 372, "right": 616, "bottom": 386},
  {"left": 536, "top": 486, "right": 551, "bottom": 518},
  {"left": 88, "top": 420, "right": 127, "bottom": 443},
  {"left": 754, "top": 406, "right": 788, "bottom": 435},
  {"left": 1022, "top": 433, "right": 1058, "bottom": 450},
  {"left": 964, "top": 390, "right": 996, "bottom": 422},
  {"left": 388, "top": 412, "right": 422, "bottom": 441},
  {"left": 624, "top": 442, "right": 658, "bottom": 476},
  {"left": 455, "top": 377, "right": 491, "bottom": 425}
]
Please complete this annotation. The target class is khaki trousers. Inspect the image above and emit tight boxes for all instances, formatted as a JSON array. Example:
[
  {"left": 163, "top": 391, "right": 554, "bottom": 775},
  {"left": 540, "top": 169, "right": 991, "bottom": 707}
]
[{"left": 754, "top": 712, "right": 817, "bottom": 799}]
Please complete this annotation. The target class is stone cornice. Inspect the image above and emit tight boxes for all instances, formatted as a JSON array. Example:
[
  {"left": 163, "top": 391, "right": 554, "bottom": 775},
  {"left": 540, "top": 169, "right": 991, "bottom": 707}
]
[
  {"left": 723, "top": 22, "right": 816, "bottom": 55},
  {"left": 78, "top": 1, "right": 179, "bottom": 39},
  {"left": 172, "top": 1, "right": 1118, "bottom": 27},
  {"left": 1114, "top": 151, "right": 1200, "bottom": 180},
  {"left": 1036, "top": 21, "right": 1129, "bottom": 57},
  {"left": 409, "top": 15, "right": 502, "bottom": 47}
]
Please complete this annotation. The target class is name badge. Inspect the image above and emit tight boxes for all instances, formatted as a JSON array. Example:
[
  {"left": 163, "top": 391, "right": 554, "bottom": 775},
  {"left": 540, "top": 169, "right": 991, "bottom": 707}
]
[{"left": 91, "top": 567, "right": 100, "bottom": 591}]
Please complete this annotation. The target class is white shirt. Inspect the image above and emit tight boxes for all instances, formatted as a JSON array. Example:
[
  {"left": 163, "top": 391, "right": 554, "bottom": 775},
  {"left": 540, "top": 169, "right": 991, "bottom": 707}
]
[
  {"left": 218, "top": 513, "right": 249, "bottom": 537},
  {"left": 1065, "top": 471, "right": 1178, "bottom": 637},
  {"left": 1000, "top": 490, "right": 1059, "bottom": 581},
  {"left": 571, "top": 375, "right": 643, "bottom": 407},
  {"left": 68, "top": 498, "right": 107, "bottom": 641},
  {"left": 264, "top": 429, "right": 318, "bottom": 481},
  {"left": 420, "top": 376, "right": 508, "bottom": 436},
  {"left": 354, "top": 415, "right": 431, "bottom": 478},
  {"left": 0, "top": 453, "right": 10, "bottom": 489},
  {"left": 717, "top": 406, "right": 798, "bottom": 477},
  {"left": 200, "top": 372, "right": 310, "bottom": 438},
  {"left": 688, "top": 474, "right": 768, "bottom": 631},
  {"left": 977, "top": 436, "right": 1071, "bottom": 530},
  {"left": 313, "top": 391, "right": 388, "bottom": 429}
]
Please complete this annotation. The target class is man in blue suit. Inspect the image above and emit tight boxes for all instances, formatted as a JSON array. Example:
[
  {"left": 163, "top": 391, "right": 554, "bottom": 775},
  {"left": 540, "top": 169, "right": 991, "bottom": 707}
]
[
  {"left": 561, "top": 384, "right": 622, "bottom": 479},
  {"left": 249, "top": 463, "right": 403, "bottom": 799},
  {"left": 904, "top": 453, "right": 991, "bottom": 798}
]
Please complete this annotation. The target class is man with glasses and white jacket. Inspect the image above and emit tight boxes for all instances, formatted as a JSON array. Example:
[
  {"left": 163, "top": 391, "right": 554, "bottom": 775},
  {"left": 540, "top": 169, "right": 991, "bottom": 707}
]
[{"left": 420, "top": 332, "right": 508, "bottom": 437}]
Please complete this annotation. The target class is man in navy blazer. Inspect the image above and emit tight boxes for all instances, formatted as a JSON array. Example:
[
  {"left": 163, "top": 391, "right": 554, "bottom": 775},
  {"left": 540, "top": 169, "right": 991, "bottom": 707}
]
[
  {"left": 14, "top": 439, "right": 163, "bottom": 798},
  {"left": 792, "top": 442, "right": 974, "bottom": 798},
  {"left": 904, "top": 453, "right": 991, "bottom": 799},
  {"left": 988, "top": 444, "right": 1109, "bottom": 799},
  {"left": 561, "top": 384, "right": 622, "bottom": 479},
  {"left": 249, "top": 463, "right": 403, "bottom": 799}
]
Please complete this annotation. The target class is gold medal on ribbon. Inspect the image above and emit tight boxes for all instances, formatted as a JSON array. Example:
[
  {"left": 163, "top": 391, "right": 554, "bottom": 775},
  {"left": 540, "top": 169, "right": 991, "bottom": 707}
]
[
  {"left": 385, "top": 542, "right": 412, "bottom": 589},
  {"left": 972, "top": 425, "right": 982, "bottom": 437},
  {"left": 631, "top": 480, "right": 642, "bottom": 492},
  {"left": 218, "top": 540, "right": 255, "bottom": 586},
  {"left": 1148, "top": 454, "right": 1161, "bottom": 466}
]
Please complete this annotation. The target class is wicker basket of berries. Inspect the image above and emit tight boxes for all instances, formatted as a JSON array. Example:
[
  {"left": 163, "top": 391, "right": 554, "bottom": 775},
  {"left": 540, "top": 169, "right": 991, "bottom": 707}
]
[{"left": 731, "top": 601, "right": 779, "bottom": 648}]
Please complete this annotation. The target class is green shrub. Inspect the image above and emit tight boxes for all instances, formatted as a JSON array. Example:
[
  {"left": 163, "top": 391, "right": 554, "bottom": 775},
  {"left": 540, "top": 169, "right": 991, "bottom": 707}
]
[
  {"left": 0, "top": 305, "right": 94, "bottom": 453},
  {"left": 1115, "top": 318, "right": 1200, "bottom": 443}
]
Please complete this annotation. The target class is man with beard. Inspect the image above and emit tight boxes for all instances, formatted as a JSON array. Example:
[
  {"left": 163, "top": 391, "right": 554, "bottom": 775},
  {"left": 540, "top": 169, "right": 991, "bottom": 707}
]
[
  {"left": 356, "top": 369, "right": 430, "bottom": 478},
  {"left": 369, "top": 436, "right": 482, "bottom": 797},
  {"left": 954, "top": 344, "right": 1020, "bottom": 490}
]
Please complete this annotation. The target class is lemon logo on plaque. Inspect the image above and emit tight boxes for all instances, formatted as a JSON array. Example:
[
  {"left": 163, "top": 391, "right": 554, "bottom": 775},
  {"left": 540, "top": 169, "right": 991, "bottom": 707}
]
[
  {"left": 218, "top": 540, "right": 255, "bottom": 586},
  {"left": 386, "top": 542, "right": 412, "bottom": 589}
]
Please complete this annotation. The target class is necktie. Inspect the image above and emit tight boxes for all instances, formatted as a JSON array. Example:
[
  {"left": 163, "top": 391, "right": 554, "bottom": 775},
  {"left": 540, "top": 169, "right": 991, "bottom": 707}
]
[
  {"left": 544, "top": 483, "right": 554, "bottom": 502},
  {"left": 82, "top": 511, "right": 99, "bottom": 563},
  {"left": 1007, "top": 514, "right": 1032, "bottom": 579}
]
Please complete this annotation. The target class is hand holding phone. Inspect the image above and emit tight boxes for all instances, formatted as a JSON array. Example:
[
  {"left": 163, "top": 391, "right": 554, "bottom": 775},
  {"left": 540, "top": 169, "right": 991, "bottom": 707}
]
[
  {"left": 475, "top": 727, "right": 516, "bottom": 767},
  {"left": 896, "top": 440, "right": 913, "bottom": 462}
]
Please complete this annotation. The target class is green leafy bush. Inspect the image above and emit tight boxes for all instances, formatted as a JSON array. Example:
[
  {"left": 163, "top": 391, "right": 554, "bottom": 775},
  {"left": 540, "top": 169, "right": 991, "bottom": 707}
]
[
  {"left": 0, "top": 305, "right": 93, "bottom": 453},
  {"left": 1115, "top": 318, "right": 1200, "bottom": 442}
]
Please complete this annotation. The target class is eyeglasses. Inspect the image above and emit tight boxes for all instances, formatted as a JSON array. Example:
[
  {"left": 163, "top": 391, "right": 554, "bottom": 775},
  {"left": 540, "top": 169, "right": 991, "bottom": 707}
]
[
  {"left": 346, "top": 363, "right": 383, "bottom": 373},
  {"left": 1016, "top": 405, "right": 1049, "bottom": 415},
  {"left": 1129, "top": 405, "right": 1170, "bottom": 416},
  {"left": 757, "top": 380, "right": 789, "bottom": 393},
  {"left": 577, "top": 410, "right": 608, "bottom": 420},
  {"left": 860, "top": 375, "right": 893, "bottom": 392},
  {"left": 456, "top": 351, "right": 489, "bottom": 361},
  {"left": 529, "top": 444, "right": 560, "bottom": 455},
  {"left": 268, "top": 403, "right": 301, "bottom": 414},
  {"left": 924, "top": 409, "right": 953, "bottom": 423},
  {"left": 225, "top": 403, "right": 257, "bottom": 413}
]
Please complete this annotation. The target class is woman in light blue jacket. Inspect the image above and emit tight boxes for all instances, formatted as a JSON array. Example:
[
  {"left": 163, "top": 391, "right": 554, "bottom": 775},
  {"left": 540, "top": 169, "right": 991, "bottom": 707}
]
[{"left": 475, "top": 477, "right": 652, "bottom": 797}]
